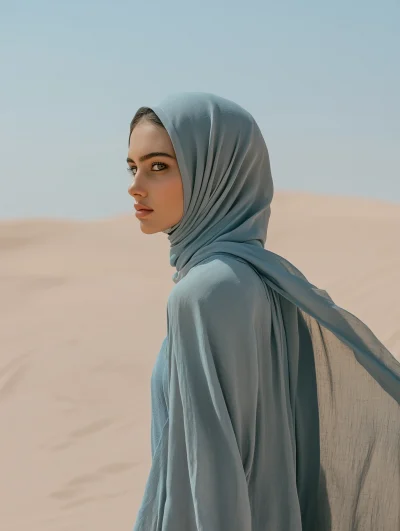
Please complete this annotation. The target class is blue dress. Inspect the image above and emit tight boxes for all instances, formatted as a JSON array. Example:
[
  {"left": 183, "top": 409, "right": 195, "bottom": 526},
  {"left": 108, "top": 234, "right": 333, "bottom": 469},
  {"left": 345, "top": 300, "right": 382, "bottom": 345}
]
[
  {"left": 150, "top": 337, "right": 169, "bottom": 459},
  {"left": 134, "top": 257, "right": 322, "bottom": 530}
]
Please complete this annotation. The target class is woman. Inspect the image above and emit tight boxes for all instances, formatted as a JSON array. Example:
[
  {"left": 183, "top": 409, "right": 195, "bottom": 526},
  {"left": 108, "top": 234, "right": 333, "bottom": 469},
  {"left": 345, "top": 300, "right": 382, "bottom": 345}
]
[{"left": 127, "top": 92, "right": 400, "bottom": 531}]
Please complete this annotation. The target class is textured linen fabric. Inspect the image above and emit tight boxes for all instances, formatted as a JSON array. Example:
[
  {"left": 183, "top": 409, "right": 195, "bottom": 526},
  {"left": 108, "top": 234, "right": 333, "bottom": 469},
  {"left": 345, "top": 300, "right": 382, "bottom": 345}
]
[{"left": 133, "top": 93, "right": 400, "bottom": 531}]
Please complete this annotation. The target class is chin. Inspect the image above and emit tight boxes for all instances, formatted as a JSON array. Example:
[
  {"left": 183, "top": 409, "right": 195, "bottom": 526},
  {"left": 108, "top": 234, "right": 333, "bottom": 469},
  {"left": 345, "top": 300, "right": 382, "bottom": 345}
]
[
  {"left": 139, "top": 224, "right": 160, "bottom": 235},
  {"left": 138, "top": 217, "right": 181, "bottom": 235}
]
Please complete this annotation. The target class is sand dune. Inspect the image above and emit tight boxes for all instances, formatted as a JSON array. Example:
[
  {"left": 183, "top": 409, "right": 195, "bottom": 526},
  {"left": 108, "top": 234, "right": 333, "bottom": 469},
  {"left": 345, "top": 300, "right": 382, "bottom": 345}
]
[{"left": 1, "top": 191, "right": 399, "bottom": 530}]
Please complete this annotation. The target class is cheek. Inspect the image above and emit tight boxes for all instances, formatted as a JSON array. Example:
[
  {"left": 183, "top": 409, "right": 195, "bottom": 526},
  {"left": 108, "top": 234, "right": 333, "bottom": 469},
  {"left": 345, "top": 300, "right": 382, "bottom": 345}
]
[{"left": 161, "top": 176, "right": 184, "bottom": 209}]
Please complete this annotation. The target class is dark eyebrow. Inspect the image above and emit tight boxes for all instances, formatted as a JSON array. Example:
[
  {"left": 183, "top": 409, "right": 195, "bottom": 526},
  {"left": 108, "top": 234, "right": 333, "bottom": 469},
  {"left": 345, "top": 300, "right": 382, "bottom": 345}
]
[{"left": 126, "top": 152, "right": 176, "bottom": 164}]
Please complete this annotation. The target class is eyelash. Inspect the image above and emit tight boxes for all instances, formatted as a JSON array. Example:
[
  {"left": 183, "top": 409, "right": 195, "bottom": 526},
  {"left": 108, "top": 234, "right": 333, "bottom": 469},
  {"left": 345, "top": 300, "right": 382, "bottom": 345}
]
[{"left": 127, "top": 162, "right": 167, "bottom": 176}]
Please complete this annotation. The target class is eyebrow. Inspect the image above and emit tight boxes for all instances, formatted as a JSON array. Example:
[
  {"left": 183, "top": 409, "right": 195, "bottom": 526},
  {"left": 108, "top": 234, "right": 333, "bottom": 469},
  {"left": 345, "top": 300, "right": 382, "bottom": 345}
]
[{"left": 126, "top": 152, "right": 176, "bottom": 164}]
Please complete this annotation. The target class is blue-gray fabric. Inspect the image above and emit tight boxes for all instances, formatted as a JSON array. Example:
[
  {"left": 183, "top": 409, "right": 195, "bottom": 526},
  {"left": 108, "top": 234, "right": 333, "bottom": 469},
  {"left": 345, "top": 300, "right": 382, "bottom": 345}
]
[{"left": 133, "top": 93, "right": 400, "bottom": 531}]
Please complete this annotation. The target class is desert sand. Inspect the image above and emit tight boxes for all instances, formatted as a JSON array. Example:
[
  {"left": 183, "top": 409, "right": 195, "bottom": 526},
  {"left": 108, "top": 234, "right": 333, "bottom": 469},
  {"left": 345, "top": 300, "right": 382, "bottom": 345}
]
[{"left": 1, "top": 191, "right": 399, "bottom": 531}]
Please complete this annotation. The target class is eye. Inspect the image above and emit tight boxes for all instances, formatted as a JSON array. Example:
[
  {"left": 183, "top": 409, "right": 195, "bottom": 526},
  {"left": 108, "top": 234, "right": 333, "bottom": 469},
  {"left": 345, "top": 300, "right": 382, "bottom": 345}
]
[
  {"left": 152, "top": 162, "right": 167, "bottom": 171},
  {"left": 127, "top": 166, "right": 137, "bottom": 176}
]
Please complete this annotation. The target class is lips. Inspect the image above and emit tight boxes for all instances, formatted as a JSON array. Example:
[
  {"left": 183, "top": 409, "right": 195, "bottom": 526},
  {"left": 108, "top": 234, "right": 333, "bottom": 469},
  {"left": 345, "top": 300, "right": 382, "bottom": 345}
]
[{"left": 134, "top": 204, "right": 153, "bottom": 212}]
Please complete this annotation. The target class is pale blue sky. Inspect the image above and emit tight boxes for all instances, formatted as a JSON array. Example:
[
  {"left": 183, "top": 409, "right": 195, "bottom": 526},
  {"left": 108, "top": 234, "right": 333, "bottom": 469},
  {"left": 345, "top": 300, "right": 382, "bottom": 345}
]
[{"left": 1, "top": 0, "right": 399, "bottom": 219}]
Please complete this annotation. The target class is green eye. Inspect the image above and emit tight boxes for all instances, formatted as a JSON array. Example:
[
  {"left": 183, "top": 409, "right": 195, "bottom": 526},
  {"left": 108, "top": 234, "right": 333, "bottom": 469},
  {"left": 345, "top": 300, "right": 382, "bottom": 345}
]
[{"left": 151, "top": 162, "right": 167, "bottom": 171}]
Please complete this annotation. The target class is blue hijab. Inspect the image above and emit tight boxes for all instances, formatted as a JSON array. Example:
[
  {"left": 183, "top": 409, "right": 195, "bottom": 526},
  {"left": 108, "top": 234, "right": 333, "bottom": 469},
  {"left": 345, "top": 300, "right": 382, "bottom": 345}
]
[
  {"left": 135, "top": 92, "right": 400, "bottom": 530},
  {"left": 153, "top": 92, "right": 399, "bottom": 399}
]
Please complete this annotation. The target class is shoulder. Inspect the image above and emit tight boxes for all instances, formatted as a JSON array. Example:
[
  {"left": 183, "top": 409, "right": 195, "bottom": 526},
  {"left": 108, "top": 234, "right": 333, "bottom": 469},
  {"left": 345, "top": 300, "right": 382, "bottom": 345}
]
[{"left": 167, "top": 255, "right": 265, "bottom": 314}]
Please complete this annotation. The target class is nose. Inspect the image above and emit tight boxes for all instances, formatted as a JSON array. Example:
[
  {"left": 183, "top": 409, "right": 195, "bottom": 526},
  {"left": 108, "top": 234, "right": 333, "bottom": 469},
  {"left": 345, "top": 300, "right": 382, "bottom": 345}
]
[{"left": 128, "top": 172, "right": 147, "bottom": 199}]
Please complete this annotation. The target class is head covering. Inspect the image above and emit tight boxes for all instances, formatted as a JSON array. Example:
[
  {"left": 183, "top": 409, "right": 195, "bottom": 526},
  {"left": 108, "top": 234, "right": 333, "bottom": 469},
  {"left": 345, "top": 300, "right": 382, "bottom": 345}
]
[
  {"left": 146, "top": 92, "right": 400, "bottom": 528},
  {"left": 155, "top": 93, "right": 273, "bottom": 274},
  {"left": 153, "top": 92, "right": 399, "bottom": 395}
]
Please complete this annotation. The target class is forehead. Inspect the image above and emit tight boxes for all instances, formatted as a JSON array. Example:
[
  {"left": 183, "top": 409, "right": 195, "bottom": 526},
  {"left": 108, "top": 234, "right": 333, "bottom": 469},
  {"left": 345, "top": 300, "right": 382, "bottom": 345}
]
[{"left": 128, "top": 120, "right": 174, "bottom": 157}]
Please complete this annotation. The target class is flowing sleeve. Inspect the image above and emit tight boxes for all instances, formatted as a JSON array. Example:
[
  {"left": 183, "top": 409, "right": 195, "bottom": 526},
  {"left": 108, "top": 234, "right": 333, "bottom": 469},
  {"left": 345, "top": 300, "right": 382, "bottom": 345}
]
[{"left": 134, "top": 263, "right": 263, "bottom": 531}]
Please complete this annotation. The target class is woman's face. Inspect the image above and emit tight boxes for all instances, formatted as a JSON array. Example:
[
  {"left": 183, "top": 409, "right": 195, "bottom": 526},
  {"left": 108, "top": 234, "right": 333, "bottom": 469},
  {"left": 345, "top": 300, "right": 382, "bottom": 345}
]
[{"left": 127, "top": 120, "right": 184, "bottom": 234}]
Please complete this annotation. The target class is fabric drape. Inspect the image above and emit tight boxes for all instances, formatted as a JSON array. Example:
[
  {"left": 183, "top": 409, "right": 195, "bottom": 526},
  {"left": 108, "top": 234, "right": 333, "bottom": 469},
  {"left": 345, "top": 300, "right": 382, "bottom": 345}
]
[{"left": 133, "top": 93, "right": 400, "bottom": 531}]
